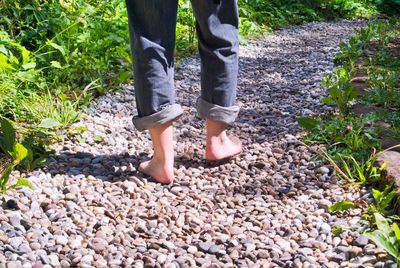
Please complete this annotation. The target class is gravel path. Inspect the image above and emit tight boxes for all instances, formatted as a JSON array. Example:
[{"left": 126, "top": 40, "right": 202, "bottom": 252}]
[{"left": 1, "top": 20, "right": 396, "bottom": 268}]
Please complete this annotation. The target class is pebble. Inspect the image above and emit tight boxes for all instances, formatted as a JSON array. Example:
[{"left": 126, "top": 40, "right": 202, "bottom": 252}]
[{"left": 0, "top": 19, "right": 386, "bottom": 268}]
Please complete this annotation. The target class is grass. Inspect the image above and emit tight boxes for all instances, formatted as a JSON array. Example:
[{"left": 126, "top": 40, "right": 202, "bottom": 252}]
[{"left": 298, "top": 18, "right": 400, "bottom": 263}]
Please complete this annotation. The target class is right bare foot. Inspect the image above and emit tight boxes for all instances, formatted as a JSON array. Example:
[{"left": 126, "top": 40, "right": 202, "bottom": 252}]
[
  {"left": 138, "top": 158, "right": 174, "bottom": 184},
  {"left": 205, "top": 119, "right": 242, "bottom": 161},
  {"left": 205, "top": 134, "right": 242, "bottom": 161}
]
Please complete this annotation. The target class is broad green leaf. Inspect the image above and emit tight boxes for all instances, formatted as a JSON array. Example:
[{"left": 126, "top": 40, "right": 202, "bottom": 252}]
[
  {"left": 393, "top": 223, "right": 400, "bottom": 241},
  {"left": 50, "top": 61, "right": 62, "bottom": 69},
  {"left": 297, "top": 116, "right": 320, "bottom": 131},
  {"left": 0, "top": 163, "right": 14, "bottom": 192},
  {"left": 21, "top": 47, "right": 30, "bottom": 64},
  {"left": 48, "top": 42, "right": 66, "bottom": 57},
  {"left": 58, "top": 93, "right": 68, "bottom": 102},
  {"left": 374, "top": 213, "right": 390, "bottom": 235},
  {"left": 0, "top": 45, "right": 7, "bottom": 55},
  {"left": 22, "top": 62, "right": 36, "bottom": 70},
  {"left": 348, "top": 88, "right": 359, "bottom": 100},
  {"left": 329, "top": 200, "right": 356, "bottom": 213},
  {"left": 14, "top": 143, "right": 28, "bottom": 162},
  {"left": 380, "top": 191, "right": 396, "bottom": 212},
  {"left": 364, "top": 230, "right": 399, "bottom": 259},
  {"left": 0, "top": 119, "right": 16, "bottom": 153},
  {"left": 330, "top": 88, "right": 341, "bottom": 100},
  {"left": 38, "top": 118, "right": 61, "bottom": 129},
  {"left": 9, "top": 178, "right": 33, "bottom": 190},
  {"left": 372, "top": 188, "right": 382, "bottom": 203},
  {"left": 0, "top": 53, "right": 14, "bottom": 70},
  {"left": 321, "top": 97, "right": 332, "bottom": 104}
]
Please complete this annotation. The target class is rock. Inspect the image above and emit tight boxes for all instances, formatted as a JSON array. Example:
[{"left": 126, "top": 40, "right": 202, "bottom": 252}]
[
  {"left": 319, "top": 223, "right": 331, "bottom": 235},
  {"left": 55, "top": 236, "right": 68, "bottom": 246},
  {"left": 157, "top": 254, "right": 167, "bottom": 264},
  {"left": 162, "top": 241, "right": 176, "bottom": 250},
  {"left": 298, "top": 247, "right": 313, "bottom": 256},
  {"left": 6, "top": 200, "right": 19, "bottom": 210},
  {"left": 377, "top": 151, "right": 400, "bottom": 187},
  {"left": 360, "top": 255, "right": 377, "bottom": 265},
  {"left": 197, "top": 241, "right": 213, "bottom": 253},
  {"left": 48, "top": 255, "right": 60, "bottom": 266},
  {"left": 91, "top": 237, "right": 108, "bottom": 252},
  {"left": 9, "top": 237, "right": 24, "bottom": 249},
  {"left": 355, "top": 235, "right": 369, "bottom": 247},
  {"left": 229, "top": 226, "right": 243, "bottom": 236},
  {"left": 209, "top": 245, "right": 221, "bottom": 254},
  {"left": 187, "top": 246, "right": 198, "bottom": 254},
  {"left": 317, "top": 166, "right": 330, "bottom": 174},
  {"left": 80, "top": 255, "right": 94, "bottom": 264}
]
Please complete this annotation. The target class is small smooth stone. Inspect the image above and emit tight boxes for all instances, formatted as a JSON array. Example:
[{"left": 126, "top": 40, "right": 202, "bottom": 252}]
[
  {"left": 55, "top": 236, "right": 68, "bottom": 246},
  {"left": 157, "top": 254, "right": 167, "bottom": 264},
  {"left": 187, "top": 246, "right": 198, "bottom": 254},
  {"left": 163, "top": 241, "right": 176, "bottom": 250},
  {"left": 355, "top": 235, "right": 369, "bottom": 247},
  {"left": 229, "top": 226, "right": 243, "bottom": 235},
  {"left": 80, "top": 255, "right": 94, "bottom": 264},
  {"left": 9, "top": 237, "right": 24, "bottom": 249}
]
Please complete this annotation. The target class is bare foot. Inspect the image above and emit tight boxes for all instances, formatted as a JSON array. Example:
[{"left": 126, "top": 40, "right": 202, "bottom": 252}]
[
  {"left": 138, "top": 158, "right": 174, "bottom": 184},
  {"left": 138, "top": 121, "right": 175, "bottom": 184},
  {"left": 205, "top": 134, "right": 242, "bottom": 161}
]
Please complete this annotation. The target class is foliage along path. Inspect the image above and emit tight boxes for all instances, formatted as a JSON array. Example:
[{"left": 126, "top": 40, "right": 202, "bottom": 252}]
[{"left": 1, "top": 20, "right": 396, "bottom": 268}]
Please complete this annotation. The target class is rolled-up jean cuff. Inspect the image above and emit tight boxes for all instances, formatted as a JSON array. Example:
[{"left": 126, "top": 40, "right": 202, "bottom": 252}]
[
  {"left": 132, "top": 104, "right": 183, "bottom": 131},
  {"left": 196, "top": 98, "right": 240, "bottom": 125}
]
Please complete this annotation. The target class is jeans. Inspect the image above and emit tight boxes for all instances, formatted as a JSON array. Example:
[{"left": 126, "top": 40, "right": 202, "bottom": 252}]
[{"left": 125, "top": 0, "right": 240, "bottom": 131}]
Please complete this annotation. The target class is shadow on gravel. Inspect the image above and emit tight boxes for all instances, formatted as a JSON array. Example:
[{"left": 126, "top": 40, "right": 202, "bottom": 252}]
[{"left": 45, "top": 151, "right": 144, "bottom": 181}]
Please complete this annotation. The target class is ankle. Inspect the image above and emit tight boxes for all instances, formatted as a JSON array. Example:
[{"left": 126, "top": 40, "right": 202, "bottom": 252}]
[
  {"left": 206, "top": 119, "right": 229, "bottom": 141},
  {"left": 151, "top": 154, "right": 174, "bottom": 167}
]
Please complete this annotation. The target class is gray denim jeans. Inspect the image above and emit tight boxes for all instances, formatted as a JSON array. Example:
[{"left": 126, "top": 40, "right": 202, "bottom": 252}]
[{"left": 125, "top": 0, "right": 240, "bottom": 131}]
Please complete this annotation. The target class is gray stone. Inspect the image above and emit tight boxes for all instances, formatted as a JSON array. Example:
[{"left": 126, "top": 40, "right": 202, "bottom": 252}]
[{"left": 355, "top": 235, "right": 369, "bottom": 247}]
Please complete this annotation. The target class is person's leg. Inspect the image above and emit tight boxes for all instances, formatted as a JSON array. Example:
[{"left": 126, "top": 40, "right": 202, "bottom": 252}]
[
  {"left": 190, "top": 0, "right": 242, "bottom": 160},
  {"left": 125, "top": 0, "right": 180, "bottom": 183}
]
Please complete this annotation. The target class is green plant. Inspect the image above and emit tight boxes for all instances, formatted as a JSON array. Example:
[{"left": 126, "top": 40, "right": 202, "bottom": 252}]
[
  {"left": 322, "top": 66, "right": 359, "bottom": 115},
  {"left": 366, "top": 182, "right": 397, "bottom": 216},
  {"left": 364, "top": 213, "right": 400, "bottom": 265},
  {"left": 329, "top": 200, "right": 357, "bottom": 213},
  {"left": 364, "top": 69, "right": 400, "bottom": 109},
  {"left": 340, "top": 153, "right": 383, "bottom": 185},
  {"left": 0, "top": 119, "right": 32, "bottom": 193}
]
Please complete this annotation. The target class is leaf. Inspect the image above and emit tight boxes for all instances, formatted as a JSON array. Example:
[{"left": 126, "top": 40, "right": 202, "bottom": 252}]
[
  {"left": 374, "top": 213, "right": 391, "bottom": 235},
  {"left": 297, "top": 116, "right": 320, "bottom": 131},
  {"left": 21, "top": 47, "right": 31, "bottom": 64},
  {"left": 0, "top": 45, "right": 7, "bottom": 55},
  {"left": 0, "top": 53, "right": 14, "bottom": 70},
  {"left": 393, "top": 223, "right": 400, "bottom": 241},
  {"left": 9, "top": 178, "right": 33, "bottom": 190},
  {"left": 48, "top": 42, "right": 66, "bottom": 57},
  {"left": 364, "top": 230, "right": 399, "bottom": 259},
  {"left": 22, "top": 62, "right": 36, "bottom": 70},
  {"left": 372, "top": 188, "right": 382, "bottom": 203},
  {"left": 13, "top": 143, "right": 28, "bottom": 163},
  {"left": 0, "top": 119, "right": 16, "bottom": 153},
  {"left": 379, "top": 162, "right": 388, "bottom": 171},
  {"left": 329, "top": 200, "right": 356, "bottom": 213},
  {"left": 38, "top": 118, "right": 61, "bottom": 129},
  {"left": 0, "top": 163, "right": 14, "bottom": 192},
  {"left": 50, "top": 61, "right": 62, "bottom": 69},
  {"left": 92, "top": 135, "right": 103, "bottom": 142},
  {"left": 321, "top": 97, "right": 332, "bottom": 104}
]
